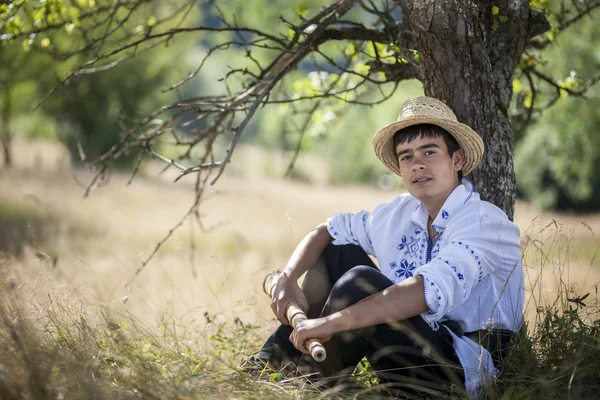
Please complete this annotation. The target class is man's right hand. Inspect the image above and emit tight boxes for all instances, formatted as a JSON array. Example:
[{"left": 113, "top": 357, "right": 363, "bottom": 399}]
[{"left": 270, "top": 272, "right": 309, "bottom": 325}]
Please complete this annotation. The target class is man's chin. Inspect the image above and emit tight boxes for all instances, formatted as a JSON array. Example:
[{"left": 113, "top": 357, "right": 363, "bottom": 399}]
[{"left": 406, "top": 186, "right": 430, "bottom": 199}]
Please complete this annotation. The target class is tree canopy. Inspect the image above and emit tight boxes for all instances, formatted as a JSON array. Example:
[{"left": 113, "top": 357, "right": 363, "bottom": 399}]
[{"left": 1, "top": 0, "right": 599, "bottom": 216}]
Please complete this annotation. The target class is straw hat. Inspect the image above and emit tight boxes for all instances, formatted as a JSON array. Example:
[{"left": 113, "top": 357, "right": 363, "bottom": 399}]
[{"left": 372, "top": 96, "right": 484, "bottom": 176}]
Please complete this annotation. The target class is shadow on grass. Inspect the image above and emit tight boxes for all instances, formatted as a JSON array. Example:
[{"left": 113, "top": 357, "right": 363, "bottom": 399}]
[{"left": 0, "top": 198, "right": 58, "bottom": 256}]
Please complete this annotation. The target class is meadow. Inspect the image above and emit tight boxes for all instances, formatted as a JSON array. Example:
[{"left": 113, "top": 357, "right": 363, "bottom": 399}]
[{"left": 1, "top": 138, "right": 599, "bottom": 399}]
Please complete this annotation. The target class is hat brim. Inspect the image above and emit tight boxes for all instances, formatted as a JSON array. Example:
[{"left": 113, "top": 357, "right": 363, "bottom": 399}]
[{"left": 372, "top": 116, "right": 484, "bottom": 177}]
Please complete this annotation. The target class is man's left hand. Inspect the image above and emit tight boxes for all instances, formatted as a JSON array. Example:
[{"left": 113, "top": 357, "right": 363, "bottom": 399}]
[{"left": 289, "top": 317, "right": 336, "bottom": 354}]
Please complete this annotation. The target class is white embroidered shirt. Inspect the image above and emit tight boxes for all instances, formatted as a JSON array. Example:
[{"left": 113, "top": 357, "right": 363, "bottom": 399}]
[{"left": 327, "top": 179, "right": 524, "bottom": 395}]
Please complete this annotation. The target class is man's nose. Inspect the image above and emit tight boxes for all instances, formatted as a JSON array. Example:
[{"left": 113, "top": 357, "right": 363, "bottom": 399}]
[{"left": 412, "top": 156, "right": 426, "bottom": 170}]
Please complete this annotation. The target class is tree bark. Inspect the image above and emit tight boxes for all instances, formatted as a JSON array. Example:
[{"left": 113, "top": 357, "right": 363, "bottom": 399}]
[{"left": 406, "top": 0, "right": 539, "bottom": 220}]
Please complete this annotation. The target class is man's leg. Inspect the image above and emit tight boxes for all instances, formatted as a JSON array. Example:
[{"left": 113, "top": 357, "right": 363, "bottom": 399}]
[
  {"left": 319, "top": 265, "right": 465, "bottom": 395},
  {"left": 255, "top": 244, "right": 377, "bottom": 373},
  {"left": 252, "top": 244, "right": 463, "bottom": 394}
]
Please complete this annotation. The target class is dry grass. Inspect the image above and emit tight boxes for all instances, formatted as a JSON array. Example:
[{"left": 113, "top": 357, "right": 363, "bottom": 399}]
[{"left": 1, "top": 138, "right": 600, "bottom": 398}]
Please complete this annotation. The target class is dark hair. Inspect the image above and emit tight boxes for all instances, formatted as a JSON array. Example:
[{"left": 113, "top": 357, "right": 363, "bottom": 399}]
[{"left": 392, "top": 124, "right": 463, "bottom": 180}]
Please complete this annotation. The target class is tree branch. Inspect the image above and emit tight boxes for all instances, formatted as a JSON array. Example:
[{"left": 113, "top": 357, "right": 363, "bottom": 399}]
[{"left": 528, "top": 0, "right": 599, "bottom": 49}]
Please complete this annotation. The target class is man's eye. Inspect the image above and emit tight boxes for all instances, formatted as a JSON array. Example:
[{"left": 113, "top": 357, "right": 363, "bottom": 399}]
[
  {"left": 400, "top": 155, "right": 411, "bottom": 161},
  {"left": 425, "top": 151, "right": 435, "bottom": 156}
]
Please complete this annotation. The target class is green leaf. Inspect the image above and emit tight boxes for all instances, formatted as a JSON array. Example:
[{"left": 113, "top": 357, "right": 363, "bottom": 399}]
[
  {"left": 147, "top": 16, "right": 157, "bottom": 27},
  {"left": 269, "top": 372, "right": 284, "bottom": 382},
  {"left": 297, "top": 0, "right": 309, "bottom": 17},
  {"left": 412, "top": 50, "right": 420, "bottom": 63},
  {"left": 499, "top": 15, "right": 508, "bottom": 22},
  {"left": 344, "top": 43, "right": 355, "bottom": 57},
  {"left": 523, "top": 91, "right": 533, "bottom": 108},
  {"left": 64, "top": 23, "right": 76, "bottom": 34},
  {"left": 580, "top": 293, "right": 590, "bottom": 301},
  {"left": 354, "top": 62, "right": 370, "bottom": 76},
  {"left": 492, "top": 6, "right": 499, "bottom": 15},
  {"left": 365, "top": 42, "right": 376, "bottom": 58},
  {"left": 512, "top": 79, "right": 522, "bottom": 93}
]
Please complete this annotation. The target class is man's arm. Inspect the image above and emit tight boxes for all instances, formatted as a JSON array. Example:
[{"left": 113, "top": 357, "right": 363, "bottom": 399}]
[
  {"left": 281, "top": 222, "right": 333, "bottom": 281},
  {"left": 331, "top": 274, "right": 428, "bottom": 330},
  {"left": 290, "top": 275, "right": 429, "bottom": 353},
  {"left": 271, "top": 223, "right": 333, "bottom": 325}
]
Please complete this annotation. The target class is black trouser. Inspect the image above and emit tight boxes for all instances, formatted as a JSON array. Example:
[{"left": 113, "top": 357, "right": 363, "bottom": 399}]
[{"left": 259, "top": 244, "right": 465, "bottom": 394}]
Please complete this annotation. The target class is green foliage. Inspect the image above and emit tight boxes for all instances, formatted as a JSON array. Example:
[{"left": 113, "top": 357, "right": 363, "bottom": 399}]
[
  {"left": 514, "top": 6, "right": 600, "bottom": 211},
  {"left": 48, "top": 53, "right": 181, "bottom": 166},
  {"left": 515, "top": 94, "right": 600, "bottom": 211},
  {"left": 0, "top": 0, "right": 199, "bottom": 167},
  {"left": 491, "top": 301, "right": 600, "bottom": 399},
  {"left": 321, "top": 80, "right": 422, "bottom": 187}
]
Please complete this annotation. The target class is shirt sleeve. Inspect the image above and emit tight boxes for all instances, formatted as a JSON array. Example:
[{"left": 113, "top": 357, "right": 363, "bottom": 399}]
[
  {"left": 327, "top": 210, "right": 376, "bottom": 255},
  {"left": 414, "top": 213, "right": 521, "bottom": 323}
]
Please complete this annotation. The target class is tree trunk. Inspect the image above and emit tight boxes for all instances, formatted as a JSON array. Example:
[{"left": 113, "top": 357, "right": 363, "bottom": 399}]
[
  {"left": 407, "top": 0, "right": 538, "bottom": 220},
  {"left": 1, "top": 84, "right": 12, "bottom": 168}
]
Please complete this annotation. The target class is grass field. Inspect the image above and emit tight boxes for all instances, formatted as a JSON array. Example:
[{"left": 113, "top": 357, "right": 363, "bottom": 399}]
[{"left": 1, "top": 138, "right": 600, "bottom": 399}]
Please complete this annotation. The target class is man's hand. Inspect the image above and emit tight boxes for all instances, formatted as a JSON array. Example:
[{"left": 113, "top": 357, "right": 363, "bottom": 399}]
[
  {"left": 289, "top": 317, "right": 335, "bottom": 354},
  {"left": 270, "top": 272, "right": 309, "bottom": 325}
]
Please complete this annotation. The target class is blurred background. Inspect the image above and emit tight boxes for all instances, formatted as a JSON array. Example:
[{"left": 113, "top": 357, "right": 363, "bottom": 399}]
[{"left": 1, "top": 0, "right": 599, "bottom": 338}]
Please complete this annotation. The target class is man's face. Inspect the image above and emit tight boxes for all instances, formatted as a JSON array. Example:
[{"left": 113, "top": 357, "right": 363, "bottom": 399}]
[{"left": 395, "top": 134, "right": 464, "bottom": 206}]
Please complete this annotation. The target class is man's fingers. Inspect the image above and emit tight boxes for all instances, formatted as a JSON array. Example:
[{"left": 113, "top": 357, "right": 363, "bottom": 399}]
[
  {"left": 271, "top": 303, "right": 289, "bottom": 325},
  {"left": 289, "top": 330, "right": 308, "bottom": 354}
]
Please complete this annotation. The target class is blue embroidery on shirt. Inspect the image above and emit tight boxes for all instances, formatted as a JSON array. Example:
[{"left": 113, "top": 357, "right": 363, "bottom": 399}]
[
  {"left": 328, "top": 222, "right": 338, "bottom": 237},
  {"left": 429, "top": 231, "right": 443, "bottom": 259},
  {"left": 394, "top": 259, "right": 416, "bottom": 279},
  {"left": 423, "top": 276, "right": 440, "bottom": 315},
  {"left": 441, "top": 209, "right": 449, "bottom": 219},
  {"left": 452, "top": 240, "right": 483, "bottom": 282},
  {"left": 419, "top": 234, "right": 428, "bottom": 264},
  {"left": 397, "top": 235, "right": 420, "bottom": 258},
  {"left": 439, "top": 257, "right": 467, "bottom": 296}
]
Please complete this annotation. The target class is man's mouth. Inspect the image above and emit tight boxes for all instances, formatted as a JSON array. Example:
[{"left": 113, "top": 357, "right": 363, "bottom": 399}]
[{"left": 412, "top": 177, "right": 432, "bottom": 184}]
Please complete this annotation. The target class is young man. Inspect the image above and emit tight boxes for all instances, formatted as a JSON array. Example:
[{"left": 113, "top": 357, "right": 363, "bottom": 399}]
[{"left": 243, "top": 96, "right": 524, "bottom": 397}]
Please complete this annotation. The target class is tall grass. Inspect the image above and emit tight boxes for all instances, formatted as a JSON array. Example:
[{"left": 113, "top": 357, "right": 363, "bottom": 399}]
[
  {"left": 2, "top": 232, "right": 599, "bottom": 400},
  {"left": 1, "top": 154, "right": 599, "bottom": 399}
]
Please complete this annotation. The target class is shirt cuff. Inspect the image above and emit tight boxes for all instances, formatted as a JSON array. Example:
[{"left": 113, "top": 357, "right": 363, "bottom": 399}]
[
  {"left": 421, "top": 274, "right": 444, "bottom": 323},
  {"left": 327, "top": 218, "right": 344, "bottom": 245}
]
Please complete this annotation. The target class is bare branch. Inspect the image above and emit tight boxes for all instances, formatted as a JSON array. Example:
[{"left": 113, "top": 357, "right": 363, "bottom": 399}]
[
  {"left": 529, "top": 68, "right": 595, "bottom": 97},
  {"left": 528, "top": 0, "right": 599, "bottom": 49},
  {"left": 208, "top": 0, "right": 359, "bottom": 184}
]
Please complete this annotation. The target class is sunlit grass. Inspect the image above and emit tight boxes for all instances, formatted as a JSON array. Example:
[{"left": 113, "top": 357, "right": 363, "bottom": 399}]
[{"left": 1, "top": 141, "right": 600, "bottom": 399}]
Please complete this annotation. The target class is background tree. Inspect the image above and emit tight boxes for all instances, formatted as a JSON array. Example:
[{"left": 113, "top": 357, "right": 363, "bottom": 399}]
[
  {"left": 513, "top": 7, "right": 600, "bottom": 211},
  {"left": 0, "top": 0, "right": 198, "bottom": 168},
  {"left": 1, "top": 0, "right": 598, "bottom": 221}
]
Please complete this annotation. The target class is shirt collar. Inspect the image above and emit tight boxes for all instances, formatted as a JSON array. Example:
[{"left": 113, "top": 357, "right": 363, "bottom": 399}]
[{"left": 410, "top": 178, "right": 474, "bottom": 233}]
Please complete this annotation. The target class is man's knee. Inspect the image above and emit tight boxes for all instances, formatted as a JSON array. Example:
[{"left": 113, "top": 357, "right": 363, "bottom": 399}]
[
  {"left": 326, "top": 266, "right": 392, "bottom": 312},
  {"left": 335, "top": 265, "right": 392, "bottom": 294}
]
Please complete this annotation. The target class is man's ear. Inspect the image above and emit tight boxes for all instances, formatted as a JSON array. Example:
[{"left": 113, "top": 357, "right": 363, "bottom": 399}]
[{"left": 453, "top": 148, "right": 465, "bottom": 171}]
